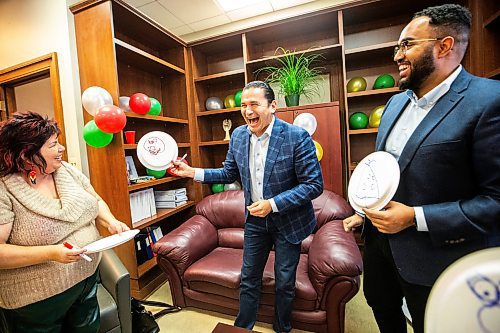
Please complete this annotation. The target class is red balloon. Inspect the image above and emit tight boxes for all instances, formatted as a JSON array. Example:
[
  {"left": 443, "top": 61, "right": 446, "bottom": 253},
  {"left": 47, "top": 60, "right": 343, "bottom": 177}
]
[
  {"left": 94, "top": 105, "right": 127, "bottom": 133},
  {"left": 129, "top": 93, "right": 151, "bottom": 115}
]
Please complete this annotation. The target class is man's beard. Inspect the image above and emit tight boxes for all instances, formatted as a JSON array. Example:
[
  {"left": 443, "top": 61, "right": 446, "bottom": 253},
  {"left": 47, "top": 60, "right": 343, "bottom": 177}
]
[{"left": 399, "top": 48, "right": 436, "bottom": 91}]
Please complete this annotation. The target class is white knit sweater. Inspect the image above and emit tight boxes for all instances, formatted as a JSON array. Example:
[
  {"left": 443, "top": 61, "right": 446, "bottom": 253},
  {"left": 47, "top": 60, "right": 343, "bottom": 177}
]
[{"left": 0, "top": 162, "right": 101, "bottom": 309}]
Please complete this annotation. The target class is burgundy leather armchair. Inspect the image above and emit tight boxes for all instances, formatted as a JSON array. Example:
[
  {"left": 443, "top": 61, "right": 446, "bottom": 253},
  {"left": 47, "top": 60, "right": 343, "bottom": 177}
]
[{"left": 154, "top": 190, "right": 362, "bottom": 333}]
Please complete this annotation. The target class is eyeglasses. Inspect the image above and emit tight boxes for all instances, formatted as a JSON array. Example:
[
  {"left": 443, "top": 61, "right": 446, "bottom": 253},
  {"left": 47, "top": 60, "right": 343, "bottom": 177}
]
[{"left": 393, "top": 38, "right": 444, "bottom": 57}]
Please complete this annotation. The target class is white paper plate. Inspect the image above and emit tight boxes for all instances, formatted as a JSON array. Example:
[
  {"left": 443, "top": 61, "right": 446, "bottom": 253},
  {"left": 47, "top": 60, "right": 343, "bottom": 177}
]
[
  {"left": 348, "top": 151, "right": 400, "bottom": 214},
  {"left": 293, "top": 113, "right": 317, "bottom": 136},
  {"left": 425, "top": 247, "right": 500, "bottom": 333},
  {"left": 84, "top": 229, "right": 140, "bottom": 253},
  {"left": 137, "top": 131, "right": 178, "bottom": 171}
]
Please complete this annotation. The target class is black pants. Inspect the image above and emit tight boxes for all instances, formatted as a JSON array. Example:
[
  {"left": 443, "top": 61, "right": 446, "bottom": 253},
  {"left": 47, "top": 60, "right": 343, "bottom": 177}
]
[
  {"left": 363, "top": 230, "right": 431, "bottom": 333},
  {"left": 3, "top": 270, "right": 100, "bottom": 333}
]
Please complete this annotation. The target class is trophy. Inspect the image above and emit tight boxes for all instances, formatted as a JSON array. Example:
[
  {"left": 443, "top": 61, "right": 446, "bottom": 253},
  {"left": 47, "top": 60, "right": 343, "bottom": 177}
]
[{"left": 223, "top": 119, "right": 232, "bottom": 141}]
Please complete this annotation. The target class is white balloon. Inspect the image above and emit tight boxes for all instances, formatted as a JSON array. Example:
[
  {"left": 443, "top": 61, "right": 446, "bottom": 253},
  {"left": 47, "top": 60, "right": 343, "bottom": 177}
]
[
  {"left": 119, "top": 96, "right": 131, "bottom": 112},
  {"left": 224, "top": 181, "right": 241, "bottom": 191},
  {"left": 293, "top": 113, "right": 317, "bottom": 136},
  {"left": 82, "top": 86, "right": 113, "bottom": 116}
]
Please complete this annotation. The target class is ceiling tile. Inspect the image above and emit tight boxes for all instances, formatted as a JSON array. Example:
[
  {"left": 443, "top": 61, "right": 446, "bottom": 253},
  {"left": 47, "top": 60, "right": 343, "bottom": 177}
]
[
  {"left": 158, "top": 0, "right": 224, "bottom": 24},
  {"left": 122, "top": 0, "right": 156, "bottom": 7},
  {"left": 137, "top": 1, "right": 184, "bottom": 28},
  {"left": 170, "top": 24, "right": 195, "bottom": 36},
  {"left": 188, "top": 14, "right": 231, "bottom": 31},
  {"left": 214, "top": 0, "right": 265, "bottom": 12},
  {"left": 270, "top": 0, "right": 315, "bottom": 11},
  {"left": 226, "top": 1, "right": 273, "bottom": 21}
]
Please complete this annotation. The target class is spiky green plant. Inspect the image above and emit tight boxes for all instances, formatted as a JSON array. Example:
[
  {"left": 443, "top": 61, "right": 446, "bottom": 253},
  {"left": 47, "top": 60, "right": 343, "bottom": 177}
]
[{"left": 254, "top": 47, "right": 324, "bottom": 100}]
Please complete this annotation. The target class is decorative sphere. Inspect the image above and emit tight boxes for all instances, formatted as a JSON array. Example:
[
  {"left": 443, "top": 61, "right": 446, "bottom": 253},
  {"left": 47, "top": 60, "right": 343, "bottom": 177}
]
[
  {"left": 224, "top": 181, "right": 241, "bottom": 191},
  {"left": 146, "top": 168, "right": 166, "bottom": 178},
  {"left": 314, "top": 141, "right": 324, "bottom": 161},
  {"left": 234, "top": 90, "right": 242, "bottom": 107},
  {"left": 205, "top": 97, "right": 224, "bottom": 110},
  {"left": 224, "top": 95, "right": 236, "bottom": 108},
  {"left": 369, "top": 105, "right": 385, "bottom": 128},
  {"left": 349, "top": 112, "right": 369, "bottom": 129},
  {"left": 147, "top": 97, "right": 162, "bottom": 116},
  {"left": 347, "top": 77, "right": 367, "bottom": 93},
  {"left": 211, "top": 183, "right": 225, "bottom": 193},
  {"left": 373, "top": 74, "right": 395, "bottom": 89}
]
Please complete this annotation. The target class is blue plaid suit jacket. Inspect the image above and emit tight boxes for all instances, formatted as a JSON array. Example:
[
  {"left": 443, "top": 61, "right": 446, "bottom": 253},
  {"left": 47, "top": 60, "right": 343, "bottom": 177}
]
[{"left": 204, "top": 117, "right": 323, "bottom": 244}]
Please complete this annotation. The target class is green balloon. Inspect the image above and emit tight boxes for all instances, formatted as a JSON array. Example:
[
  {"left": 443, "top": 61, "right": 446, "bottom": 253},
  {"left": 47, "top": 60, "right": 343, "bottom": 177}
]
[
  {"left": 349, "top": 112, "right": 369, "bottom": 130},
  {"left": 234, "top": 90, "right": 242, "bottom": 107},
  {"left": 147, "top": 97, "right": 162, "bottom": 116},
  {"left": 373, "top": 74, "right": 395, "bottom": 89},
  {"left": 83, "top": 120, "right": 113, "bottom": 148},
  {"left": 346, "top": 77, "right": 367, "bottom": 93},
  {"left": 369, "top": 105, "right": 385, "bottom": 128},
  {"left": 211, "top": 183, "right": 224, "bottom": 193},
  {"left": 146, "top": 168, "right": 166, "bottom": 178}
]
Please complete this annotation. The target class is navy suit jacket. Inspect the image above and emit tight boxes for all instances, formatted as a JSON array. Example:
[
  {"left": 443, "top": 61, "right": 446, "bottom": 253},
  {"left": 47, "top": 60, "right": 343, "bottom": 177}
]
[
  {"left": 371, "top": 69, "right": 500, "bottom": 285},
  {"left": 204, "top": 117, "right": 323, "bottom": 244}
]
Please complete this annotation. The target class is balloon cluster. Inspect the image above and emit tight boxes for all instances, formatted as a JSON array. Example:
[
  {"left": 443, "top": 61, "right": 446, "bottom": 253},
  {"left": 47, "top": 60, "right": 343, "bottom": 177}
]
[
  {"left": 82, "top": 86, "right": 125, "bottom": 148},
  {"left": 82, "top": 88, "right": 163, "bottom": 148},
  {"left": 205, "top": 90, "right": 242, "bottom": 111},
  {"left": 211, "top": 181, "right": 242, "bottom": 194},
  {"left": 346, "top": 74, "right": 395, "bottom": 93}
]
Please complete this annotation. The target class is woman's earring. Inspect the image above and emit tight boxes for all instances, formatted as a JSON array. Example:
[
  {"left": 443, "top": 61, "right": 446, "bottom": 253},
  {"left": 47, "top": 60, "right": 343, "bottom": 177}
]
[{"left": 28, "top": 165, "right": 37, "bottom": 184}]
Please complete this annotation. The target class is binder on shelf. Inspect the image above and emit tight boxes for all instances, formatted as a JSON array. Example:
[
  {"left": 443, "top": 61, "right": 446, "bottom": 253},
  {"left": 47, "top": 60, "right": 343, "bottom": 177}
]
[
  {"left": 130, "top": 188, "right": 157, "bottom": 225},
  {"left": 135, "top": 233, "right": 149, "bottom": 265}
]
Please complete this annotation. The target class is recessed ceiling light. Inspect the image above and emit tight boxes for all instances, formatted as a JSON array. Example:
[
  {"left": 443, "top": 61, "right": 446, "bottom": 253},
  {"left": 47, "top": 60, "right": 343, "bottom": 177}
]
[{"left": 215, "top": 0, "right": 264, "bottom": 12}]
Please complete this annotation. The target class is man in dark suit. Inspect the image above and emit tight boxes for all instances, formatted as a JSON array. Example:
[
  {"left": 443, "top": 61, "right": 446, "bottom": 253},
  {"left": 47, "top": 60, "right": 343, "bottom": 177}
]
[
  {"left": 172, "top": 81, "right": 323, "bottom": 332},
  {"left": 343, "top": 4, "right": 500, "bottom": 333}
]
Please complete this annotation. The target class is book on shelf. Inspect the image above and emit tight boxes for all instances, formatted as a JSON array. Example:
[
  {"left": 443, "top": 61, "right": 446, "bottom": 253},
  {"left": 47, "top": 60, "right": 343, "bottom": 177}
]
[{"left": 130, "top": 188, "right": 157, "bottom": 225}]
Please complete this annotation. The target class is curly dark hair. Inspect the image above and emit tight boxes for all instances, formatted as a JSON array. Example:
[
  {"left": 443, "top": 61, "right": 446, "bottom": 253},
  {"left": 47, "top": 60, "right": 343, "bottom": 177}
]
[
  {"left": 414, "top": 4, "right": 471, "bottom": 57},
  {"left": 243, "top": 81, "right": 276, "bottom": 105},
  {"left": 0, "top": 112, "right": 60, "bottom": 177}
]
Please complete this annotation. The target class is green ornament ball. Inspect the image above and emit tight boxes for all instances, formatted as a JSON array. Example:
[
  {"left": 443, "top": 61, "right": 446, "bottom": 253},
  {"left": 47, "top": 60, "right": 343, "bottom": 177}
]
[
  {"left": 211, "top": 183, "right": 225, "bottom": 194},
  {"left": 83, "top": 120, "right": 113, "bottom": 148},
  {"left": 373, "top": 74, "right": 395, "bottom": 89},
  {"left": 349, "top": 112, "right": 369, "bottom": 130},
  {"left": 234, "top": 90, "right": 242, "bottom": 107},
  {"left": 146, "top": 168, "right": 166, "bottom": 178},
  {"left": 147, "top": 97, "right": 162, "bottom": 116}
]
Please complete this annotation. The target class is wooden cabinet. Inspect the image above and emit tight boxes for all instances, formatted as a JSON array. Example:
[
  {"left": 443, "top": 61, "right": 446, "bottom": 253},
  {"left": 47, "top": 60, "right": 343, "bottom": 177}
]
[
  {"left": 276, "top": 103, "right": 343, "bottom": 195},
  {"left": 470, "top": 0, "right": 499, "bottom": 79},
  {"left": 71, "top": 0, "right": 196, "bottom": 299}
]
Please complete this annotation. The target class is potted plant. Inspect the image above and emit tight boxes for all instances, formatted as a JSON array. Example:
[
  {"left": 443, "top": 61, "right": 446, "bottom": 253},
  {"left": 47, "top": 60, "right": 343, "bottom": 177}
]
[{"left": 254, "top": 47, "right": 324, "bottom": 107}]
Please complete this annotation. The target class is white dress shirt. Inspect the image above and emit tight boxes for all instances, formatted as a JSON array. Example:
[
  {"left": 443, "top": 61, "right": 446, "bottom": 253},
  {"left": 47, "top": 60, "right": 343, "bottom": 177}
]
[
  {"left": 194, "top": 116, "right": 278, "bottom": 212},
  {"left": 385, "top": 65, "right": 463, "bottom": 231}
]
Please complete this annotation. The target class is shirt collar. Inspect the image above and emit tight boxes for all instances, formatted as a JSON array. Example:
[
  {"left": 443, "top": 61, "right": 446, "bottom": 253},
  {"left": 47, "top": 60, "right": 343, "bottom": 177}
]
[
  {"left": 405, "top": 65, "right": 463, "bottom": 109},
  {"left": 247, "top": 115, "right": 275, "bottom": 139}
]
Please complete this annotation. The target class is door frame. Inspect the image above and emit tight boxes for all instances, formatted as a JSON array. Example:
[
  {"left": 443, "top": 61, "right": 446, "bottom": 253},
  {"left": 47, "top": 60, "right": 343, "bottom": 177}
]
[{"left": 0, "top": 52, "right": 67, "bottom": 160}]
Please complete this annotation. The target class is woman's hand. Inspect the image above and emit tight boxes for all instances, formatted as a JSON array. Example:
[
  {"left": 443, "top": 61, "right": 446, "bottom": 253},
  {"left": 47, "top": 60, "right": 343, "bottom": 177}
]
[
  {"left": 52, "top": 244, "right": 88, "bottom": 264},
  {"left": 107, "top": 219, "right": 130, "bottom": 235},
  {"left": 343, "top": 214, "right": 364, "bottom": 232}
]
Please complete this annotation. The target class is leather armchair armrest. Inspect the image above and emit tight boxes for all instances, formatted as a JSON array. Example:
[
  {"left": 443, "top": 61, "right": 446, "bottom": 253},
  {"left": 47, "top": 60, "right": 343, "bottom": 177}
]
[
  {"left": 99, "top": 249, "right": 132, "bottom": 333},
  {"left": 154, "top": 215, "right": 218, "bottom": 276},
  {"left": 308, "top": 221, "right": 363, "bottom": 300}
]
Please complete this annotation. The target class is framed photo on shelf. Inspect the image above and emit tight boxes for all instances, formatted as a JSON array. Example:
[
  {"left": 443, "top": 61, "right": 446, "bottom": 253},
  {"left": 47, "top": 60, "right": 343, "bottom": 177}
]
[{"left": 125, "top": 156, "right": 138, "bottom": 180}]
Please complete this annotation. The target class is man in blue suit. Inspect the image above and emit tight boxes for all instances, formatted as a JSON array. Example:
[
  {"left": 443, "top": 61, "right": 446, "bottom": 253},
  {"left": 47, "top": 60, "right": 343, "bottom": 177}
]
[
  {"left": 172, "top": 81, "right": 323, "bottom": 332},
  {"left": 343, "top": 4, "right": 500, "bottom": 333}
]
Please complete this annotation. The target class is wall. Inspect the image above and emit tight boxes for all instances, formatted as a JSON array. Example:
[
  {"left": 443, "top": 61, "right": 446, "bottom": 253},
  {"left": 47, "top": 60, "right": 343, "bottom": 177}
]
[
  {"left": 0, "top": 0, "right": 89, "bottom": 174},
  {"left": 14, "top": 78, "right": 55, "bottom": 119}
]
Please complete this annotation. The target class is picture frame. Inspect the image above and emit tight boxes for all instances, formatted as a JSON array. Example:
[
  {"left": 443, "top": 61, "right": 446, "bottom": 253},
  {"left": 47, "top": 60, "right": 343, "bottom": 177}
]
[{"left": 125, "top": 156, "right": 139, "bottom": 180}]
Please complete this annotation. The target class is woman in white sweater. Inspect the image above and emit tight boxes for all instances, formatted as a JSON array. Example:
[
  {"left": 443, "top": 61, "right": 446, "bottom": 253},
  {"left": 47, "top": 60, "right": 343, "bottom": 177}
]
[{"left": 0, "top": 112, "right": 129, "bottom": 332}]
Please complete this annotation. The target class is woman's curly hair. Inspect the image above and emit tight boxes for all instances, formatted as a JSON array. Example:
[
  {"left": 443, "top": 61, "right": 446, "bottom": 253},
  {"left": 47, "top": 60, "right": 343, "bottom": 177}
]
[{"left": 0, "top": 112, "right": 60, "bottom": 177}]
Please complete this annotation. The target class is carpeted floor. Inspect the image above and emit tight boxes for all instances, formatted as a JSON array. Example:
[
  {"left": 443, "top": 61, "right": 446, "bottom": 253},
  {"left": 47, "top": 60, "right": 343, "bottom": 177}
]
[{"left": 145, "top": 275, "right": 413, "bottom": 333}]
